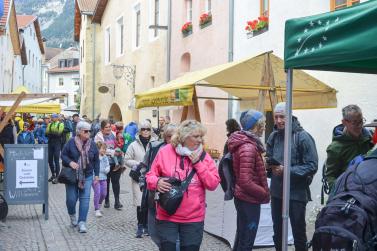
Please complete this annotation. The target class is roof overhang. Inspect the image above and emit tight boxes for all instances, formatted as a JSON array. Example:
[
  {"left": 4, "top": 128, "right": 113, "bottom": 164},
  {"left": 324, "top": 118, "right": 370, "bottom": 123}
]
[{"left": 92, "top": 0, "right": 108, "bottom": 24}]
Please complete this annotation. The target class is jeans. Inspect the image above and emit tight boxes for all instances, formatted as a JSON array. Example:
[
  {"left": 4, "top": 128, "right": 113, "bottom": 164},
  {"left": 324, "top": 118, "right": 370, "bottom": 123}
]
[
  {"left": 148, "top": 207, "right": 161, "bottom": 248},
  {"left": 92, "top": 180, "right": 107, "bottom": 210},
  {"left": 157, "top": 220, "right": 204, "bottom": 251},
  {"left": 271, "top": 197, "right": 307, "bottom": 251},
  {"left": 48, "top": 142, "right": 61, "bottom": 176},
  {"left": 233, "top": 198, "right": 261, "bottom": 251},
  {"left": 105, "top": 164, "right": 121, "bottom": 204},
  {"left": 65, "top": 175, "right": 93, "bottom": 222}
]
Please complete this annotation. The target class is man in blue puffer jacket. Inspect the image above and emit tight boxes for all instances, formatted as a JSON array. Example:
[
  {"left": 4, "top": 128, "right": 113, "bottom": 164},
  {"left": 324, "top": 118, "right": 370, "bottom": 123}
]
[{"left": 17, "top": 122, "right": 35, "bottom": 144}]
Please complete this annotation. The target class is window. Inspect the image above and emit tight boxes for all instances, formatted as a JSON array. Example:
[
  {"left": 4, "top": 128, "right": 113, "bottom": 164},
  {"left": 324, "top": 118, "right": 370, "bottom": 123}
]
[
  {"left": 59, "top": 59, "right": 66, "bottom": 68},
  {"left": 154, "top": 0, "right": 159, "bottom": 37},
  {"left": 67, "top": 59, "right": 74, "bottom": 67},
  {"left": 104, "top": 27, "right": 111, "bottom": 64},
  {"left": 59, "top": 78, "right": 64, "bottom": 86},
  {"left": 205, "top": 0, "right": 212, "bottom": 13},
  {"left": 204, "top": 100, "right": 215, "bottom": 123},
  {"left": 116, "top": 17, "right": 124, "bottom": 56},
  {"left": 331, "top": 0, "right": 359, "bottom": 11},
  {"left": 136, "top": 9, "right": 141, "bottom": 47},
  {"left": 74, "top": 79, "right": 80, "bottom": 86},
  {"left": 180, "top": 52, "right": 191, "bottom": 73},
  {"left": 260, "top": 0, "right": 269, "bottom": 17},
  {"left": 186, "top": 0, "right": 193, "bottom": 21}
]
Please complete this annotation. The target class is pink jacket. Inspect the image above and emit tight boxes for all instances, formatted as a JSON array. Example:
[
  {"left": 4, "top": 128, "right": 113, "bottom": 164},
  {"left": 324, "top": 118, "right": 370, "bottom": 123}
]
[{"left": 146, "top": 144, "right": 220, "bottom": 223}]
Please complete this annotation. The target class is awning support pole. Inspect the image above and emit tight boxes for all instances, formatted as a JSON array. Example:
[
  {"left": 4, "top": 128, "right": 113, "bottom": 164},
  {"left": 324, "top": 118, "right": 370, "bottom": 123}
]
[{"left": 282, "top": 69, "right": 293, "bottom": 251}]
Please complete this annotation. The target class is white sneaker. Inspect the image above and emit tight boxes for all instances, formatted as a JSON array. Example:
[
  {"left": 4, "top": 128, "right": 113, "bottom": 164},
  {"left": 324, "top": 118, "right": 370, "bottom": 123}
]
[
  {"left": 69, "top": 214, "right": 77, "bottom": 227},
  {"left": 95, "top": 210, "right": 103, "bottom": 217},
  {"left": 78, "top": 221, "right": 87, "bottom": 233}
]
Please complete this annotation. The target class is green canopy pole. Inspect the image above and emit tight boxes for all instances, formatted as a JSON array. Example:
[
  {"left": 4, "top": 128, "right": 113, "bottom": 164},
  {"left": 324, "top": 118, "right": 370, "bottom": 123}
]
[{"left": 282, "top": 69, "right": 293, "bottom": 251}]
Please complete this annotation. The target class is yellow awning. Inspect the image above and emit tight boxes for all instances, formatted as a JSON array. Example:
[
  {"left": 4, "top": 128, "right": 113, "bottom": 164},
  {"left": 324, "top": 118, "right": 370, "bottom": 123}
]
[
  {"left": 2, "top": 103, "right": 61, "bottom": 114},
  {"left": 135, "top": 52, "right": 337, "bottom": 110}
]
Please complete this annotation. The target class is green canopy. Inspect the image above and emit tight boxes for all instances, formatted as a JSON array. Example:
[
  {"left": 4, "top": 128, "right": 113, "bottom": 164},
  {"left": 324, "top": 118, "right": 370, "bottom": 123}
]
[{"left": 284, "top": 0, "right": 377, "bottom": 73}]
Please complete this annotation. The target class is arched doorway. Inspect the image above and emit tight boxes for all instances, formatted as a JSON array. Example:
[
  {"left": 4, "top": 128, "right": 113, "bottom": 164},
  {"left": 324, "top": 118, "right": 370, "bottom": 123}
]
[{"left": 108, "top": 103, "right": 123, "bottom": 121}]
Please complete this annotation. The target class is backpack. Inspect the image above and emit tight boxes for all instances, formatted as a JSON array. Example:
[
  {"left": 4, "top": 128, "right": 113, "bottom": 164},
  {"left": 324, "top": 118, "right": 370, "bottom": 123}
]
[
  {"left": 90, "top": 121, "right": 101, "bottom": 139},
  {"left": 321, "top": 154, "right": 365, "bottom": 205},
  {"left": 310, "top": 156, "right": 377, "bottom": 251},
  {"left": 218, "top": 152, "right": 235, "bottom": 201}
]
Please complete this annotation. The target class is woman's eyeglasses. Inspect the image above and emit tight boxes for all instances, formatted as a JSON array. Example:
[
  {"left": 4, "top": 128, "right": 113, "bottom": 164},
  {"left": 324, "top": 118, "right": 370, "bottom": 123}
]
[
  {"left": 141, "top": 128, "right": 151, "bottom": 131},
  {"left": 83, "top": 130, "right": 91, "bottom": 134}
]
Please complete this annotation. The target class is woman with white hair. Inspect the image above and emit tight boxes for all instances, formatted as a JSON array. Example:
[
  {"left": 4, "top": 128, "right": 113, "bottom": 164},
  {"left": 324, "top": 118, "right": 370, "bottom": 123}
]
[
  {"left": 61, "top": 121, "right": 99, "bottom": 233},
  {"left": 125, "top": 120, "right": 158, "bottom": 238},
  {"left": 146, "top": 120, "right": 220, "bottom": 251}
]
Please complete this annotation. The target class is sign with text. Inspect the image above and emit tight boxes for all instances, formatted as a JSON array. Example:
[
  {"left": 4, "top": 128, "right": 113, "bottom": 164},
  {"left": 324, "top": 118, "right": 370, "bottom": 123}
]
[{"left": 4, "top": 145, "right": 49, "bottom": 220}]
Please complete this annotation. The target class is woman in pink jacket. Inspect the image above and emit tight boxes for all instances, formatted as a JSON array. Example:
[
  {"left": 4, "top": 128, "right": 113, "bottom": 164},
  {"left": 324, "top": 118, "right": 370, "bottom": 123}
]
[{"left": 146, "top": 120, "right": 220, "bottom": 251}]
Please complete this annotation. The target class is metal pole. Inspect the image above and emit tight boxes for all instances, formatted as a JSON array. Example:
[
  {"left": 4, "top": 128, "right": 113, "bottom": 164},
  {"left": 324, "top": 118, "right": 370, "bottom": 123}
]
[
  {"left": 227, "top": 0, "right": 234, "bottom": 119},
  {"left": 166, "top": 0, "right": 172, "bottom": 82},
  {"left": 282, "top": 69, "right": 293, "bottom": 251},
  {"left": 92, "top": 23, "right": 97, "bottom": 119}
]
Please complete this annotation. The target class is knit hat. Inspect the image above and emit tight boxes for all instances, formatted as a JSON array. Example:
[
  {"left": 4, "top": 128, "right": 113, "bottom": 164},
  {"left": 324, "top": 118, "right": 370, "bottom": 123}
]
[
  {"left": 240, "top": 109, "right": 263, "bottom": 131},
  {"left": 51, "top": 113, "right": 59, "bottom": 119},
  {"left": 274, "top": 102, "right": 286, "bottom": 114}
]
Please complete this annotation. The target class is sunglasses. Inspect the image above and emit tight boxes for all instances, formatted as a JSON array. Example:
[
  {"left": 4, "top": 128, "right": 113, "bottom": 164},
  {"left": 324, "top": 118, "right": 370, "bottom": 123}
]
[
  {"left": 141, "top": 128, "right": 151, "bottom": 131},
  {"left": 83, "top": 130, "right": 92, "bottom": 133}
]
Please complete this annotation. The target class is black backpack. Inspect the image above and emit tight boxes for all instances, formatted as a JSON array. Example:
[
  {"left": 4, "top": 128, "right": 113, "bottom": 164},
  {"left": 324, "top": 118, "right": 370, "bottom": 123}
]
[
  {"left": 311, "top": 156, "right": 377, "bottom": 251},
  {"left": 0, "top": 194, "right": 8, "bottom": 221},
  {"left": 218, "top": 152, "right": 234, "bottom": 201}
]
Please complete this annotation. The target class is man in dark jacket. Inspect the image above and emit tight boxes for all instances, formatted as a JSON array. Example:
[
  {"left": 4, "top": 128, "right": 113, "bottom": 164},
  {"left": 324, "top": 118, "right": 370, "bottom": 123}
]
[
  {"left": 266, "top": 102, "right": 318, "bottom": 251},
  {"left": 71, "top": 114, "right": 80, "bottom": 137},
  {"left": 325, "top": 104, "right": 373, "bottom": 191}
]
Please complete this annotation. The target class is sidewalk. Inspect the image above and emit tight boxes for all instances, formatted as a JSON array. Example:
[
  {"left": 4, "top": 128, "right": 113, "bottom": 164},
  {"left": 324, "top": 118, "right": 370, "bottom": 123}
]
[{"left": 0, "top": 173, "right": 231, "bottom": 251}]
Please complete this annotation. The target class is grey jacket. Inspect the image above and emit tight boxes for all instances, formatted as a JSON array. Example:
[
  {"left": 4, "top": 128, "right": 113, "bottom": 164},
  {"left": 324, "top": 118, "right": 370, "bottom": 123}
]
[
  {"left": 266, "top": 116, "right": 318, "bottom": 202},
  {"left": 99, "top": 155, "right": 111, "bottom": 180}
]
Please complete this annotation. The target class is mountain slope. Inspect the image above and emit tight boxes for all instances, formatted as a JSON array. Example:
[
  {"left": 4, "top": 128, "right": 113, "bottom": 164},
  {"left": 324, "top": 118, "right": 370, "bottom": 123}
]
[{"left": 15, "top": 0, "right": 75, "bottom": 48}]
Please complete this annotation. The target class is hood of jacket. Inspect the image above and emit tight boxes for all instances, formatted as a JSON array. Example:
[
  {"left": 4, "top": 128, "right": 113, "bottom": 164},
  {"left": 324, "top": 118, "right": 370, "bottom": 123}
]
[
  {"left": 228, "top": 130, "right": 265, "bottom": 154},
  {"left": 331, "top": 124, "right": 371, "bottom": 143},
  {"left": 272, "top": 116, "right": 303, "bottom": 135}
]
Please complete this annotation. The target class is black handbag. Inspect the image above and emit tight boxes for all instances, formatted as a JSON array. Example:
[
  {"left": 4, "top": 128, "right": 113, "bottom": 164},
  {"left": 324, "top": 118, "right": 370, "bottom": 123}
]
[
  {"left": 129, "top": 162, "right": 145, "bottom": 182},
  {"left": 58, "top": 166, "right": 77, "bottom": 185},
  {"left": 0, "top": 194, "right": 8, "bottom": 220},
  {"left": 158, "top": 169, "right": 196, "bottom": 215}
]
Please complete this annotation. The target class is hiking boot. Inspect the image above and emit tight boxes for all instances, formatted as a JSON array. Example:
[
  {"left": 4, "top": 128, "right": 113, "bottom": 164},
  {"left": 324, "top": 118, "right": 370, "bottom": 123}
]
[
  {"left": 136, "top": 224, "right": 143, "bottom": 238},
  {"left": 52, "top": 178, "right": 58, "bottom": 184},
  {"left": 69, "top": 214, "right": 77, "bottom": 227},
  {"left": 114, "top": 202, "right": 123, "bottom": 210},
  {"left": 48, "top": 175, "right": 55, "bottom": 182},
  {"left": 104, "top": 201, "right": 110, "bottom": 208},
  {"left": 78, "top": 221, "right": 87, "bottom": 233},
  {"left": 95, "top": 210, "right": 103, "bottom": 217}
]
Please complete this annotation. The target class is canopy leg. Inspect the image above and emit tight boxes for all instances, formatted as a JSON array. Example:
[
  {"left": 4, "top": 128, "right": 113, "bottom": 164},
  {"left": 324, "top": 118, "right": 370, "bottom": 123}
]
[{"left": 282, "top": 69, "right": 293, "bottom": 251}]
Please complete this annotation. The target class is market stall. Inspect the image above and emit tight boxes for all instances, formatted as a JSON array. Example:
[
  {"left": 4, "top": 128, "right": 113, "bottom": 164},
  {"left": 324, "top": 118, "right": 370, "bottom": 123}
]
[
  {"left": 135, "top": 51, "right": 338, "bottom": 246},
  {"left": 281, "top": 1, "right": 377, "bottom": 249}
]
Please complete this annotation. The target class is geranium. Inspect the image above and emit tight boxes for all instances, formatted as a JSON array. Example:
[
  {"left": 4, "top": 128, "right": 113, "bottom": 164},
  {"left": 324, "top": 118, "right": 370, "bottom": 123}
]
[
  {"left": 199, "top": 12, "right": 212, "bottom": 26},
  {"left": 181, "top": 21, "right": 193, "bottom": 34},
  {"left": 245, "top": 16, "right": 269, "bottom": 32}
]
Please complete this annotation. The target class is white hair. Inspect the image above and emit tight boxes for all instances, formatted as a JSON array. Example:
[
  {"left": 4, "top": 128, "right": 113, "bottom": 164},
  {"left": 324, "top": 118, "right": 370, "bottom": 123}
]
[
  {"left": 76, "top": 121, "right": 91, "bottom": 134},
  {"left": 139, "top": 120, "right": 152, "bottom": 129}
]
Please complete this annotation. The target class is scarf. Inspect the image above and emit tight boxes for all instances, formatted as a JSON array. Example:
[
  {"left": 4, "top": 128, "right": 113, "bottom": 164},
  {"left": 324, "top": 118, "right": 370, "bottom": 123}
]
[
  {"left": 175, "top": 144, "right": 203, "bottom": 157},
  {"left": 74, "top": 136, "right": 92, "bottom": 189},
  {"left": 139, "top": 135, "right": 150, "bottom": 150},
  {"left": 243, "top": 130, "right": 265, "bottom": 153}
]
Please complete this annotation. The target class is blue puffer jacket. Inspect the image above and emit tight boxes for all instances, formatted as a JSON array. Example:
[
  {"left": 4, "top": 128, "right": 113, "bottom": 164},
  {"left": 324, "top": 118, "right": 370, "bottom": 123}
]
[
  {"left": 17, "top": 131, "right": 35, "bottom": 144},
  {"left": 34, "top": 124, "right": 48, "bottom": 144},
  {"left": 61, "top": 138, "right": 100, "bottom": 177}
]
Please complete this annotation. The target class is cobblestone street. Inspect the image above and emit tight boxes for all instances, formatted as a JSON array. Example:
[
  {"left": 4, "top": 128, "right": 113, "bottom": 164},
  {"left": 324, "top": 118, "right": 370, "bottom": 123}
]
[{"left": 0, "top": 173, "right": 231, "bottom": 251}]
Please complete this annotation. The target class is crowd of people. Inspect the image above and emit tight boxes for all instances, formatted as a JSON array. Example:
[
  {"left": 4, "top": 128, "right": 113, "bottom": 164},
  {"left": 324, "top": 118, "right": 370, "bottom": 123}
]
[{"left": 1, "top": 104, "right": 377, "bottom": 251}]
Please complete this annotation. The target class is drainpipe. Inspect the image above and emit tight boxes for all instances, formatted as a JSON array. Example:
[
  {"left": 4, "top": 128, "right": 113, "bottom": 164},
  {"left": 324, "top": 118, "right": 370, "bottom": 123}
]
[
  {"left": 166, "top": 0, "right": 171, "bottom": 82},
  {"left": 92, "top": 23, "right": 97, "bottom": 119},
  {"left": 227, "top": 0, "right": 235, "bottom": 119},
  {"left": 22, "top": 65, "right": 26, "bottom": 87}
]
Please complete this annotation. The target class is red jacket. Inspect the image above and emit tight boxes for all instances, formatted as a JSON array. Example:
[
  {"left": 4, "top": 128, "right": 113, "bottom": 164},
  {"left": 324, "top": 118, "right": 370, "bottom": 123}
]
[
  {"left": 228, "top": 131, "right": 270, "bottom": 204},
  {"left": 146, "top": 144, "right": 220, "bottom": 223}
]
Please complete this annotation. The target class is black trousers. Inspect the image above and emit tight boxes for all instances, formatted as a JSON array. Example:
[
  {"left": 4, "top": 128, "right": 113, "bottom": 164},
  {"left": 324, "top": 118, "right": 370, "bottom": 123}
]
[
  {"left": 105, "top": 164, "right": 121, "bottom": 203},
  {"left": 157, "top": 220, "right": 204, "bottom": 251},
  {"left": 233, "top": 198, "right": 261, "bottom": 251},
  {"left": 271, "top": 197, "right": 307, "bottom": 251},
  {"left": 48, "top": 142, "right": 61, "bottom": 176}
]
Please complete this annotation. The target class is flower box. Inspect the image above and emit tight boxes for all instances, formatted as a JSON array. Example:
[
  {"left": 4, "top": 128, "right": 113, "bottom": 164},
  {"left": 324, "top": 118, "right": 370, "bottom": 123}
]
[
  {"left": 181, "top": 21, "right": 193, "bottom": 37},
  {"left": 245, "top": 16, "right": 269, "bottom": 38},
  {"left": 199, "top": 13, "right": 212, "bottom": 29}
]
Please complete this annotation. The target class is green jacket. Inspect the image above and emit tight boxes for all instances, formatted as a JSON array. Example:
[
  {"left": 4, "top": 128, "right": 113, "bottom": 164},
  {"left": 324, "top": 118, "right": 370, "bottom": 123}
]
[
  {"left": 46, "top": 121, "right": 64, "bottom": 142},
  {"left": 325, "top": 124, "right": 373, "bottom": 190}
]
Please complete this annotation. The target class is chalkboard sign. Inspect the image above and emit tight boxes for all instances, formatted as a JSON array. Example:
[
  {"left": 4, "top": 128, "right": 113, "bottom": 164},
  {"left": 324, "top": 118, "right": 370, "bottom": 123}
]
[{"left": 3, "top": 144, "right": 48, "bottom": 220}]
